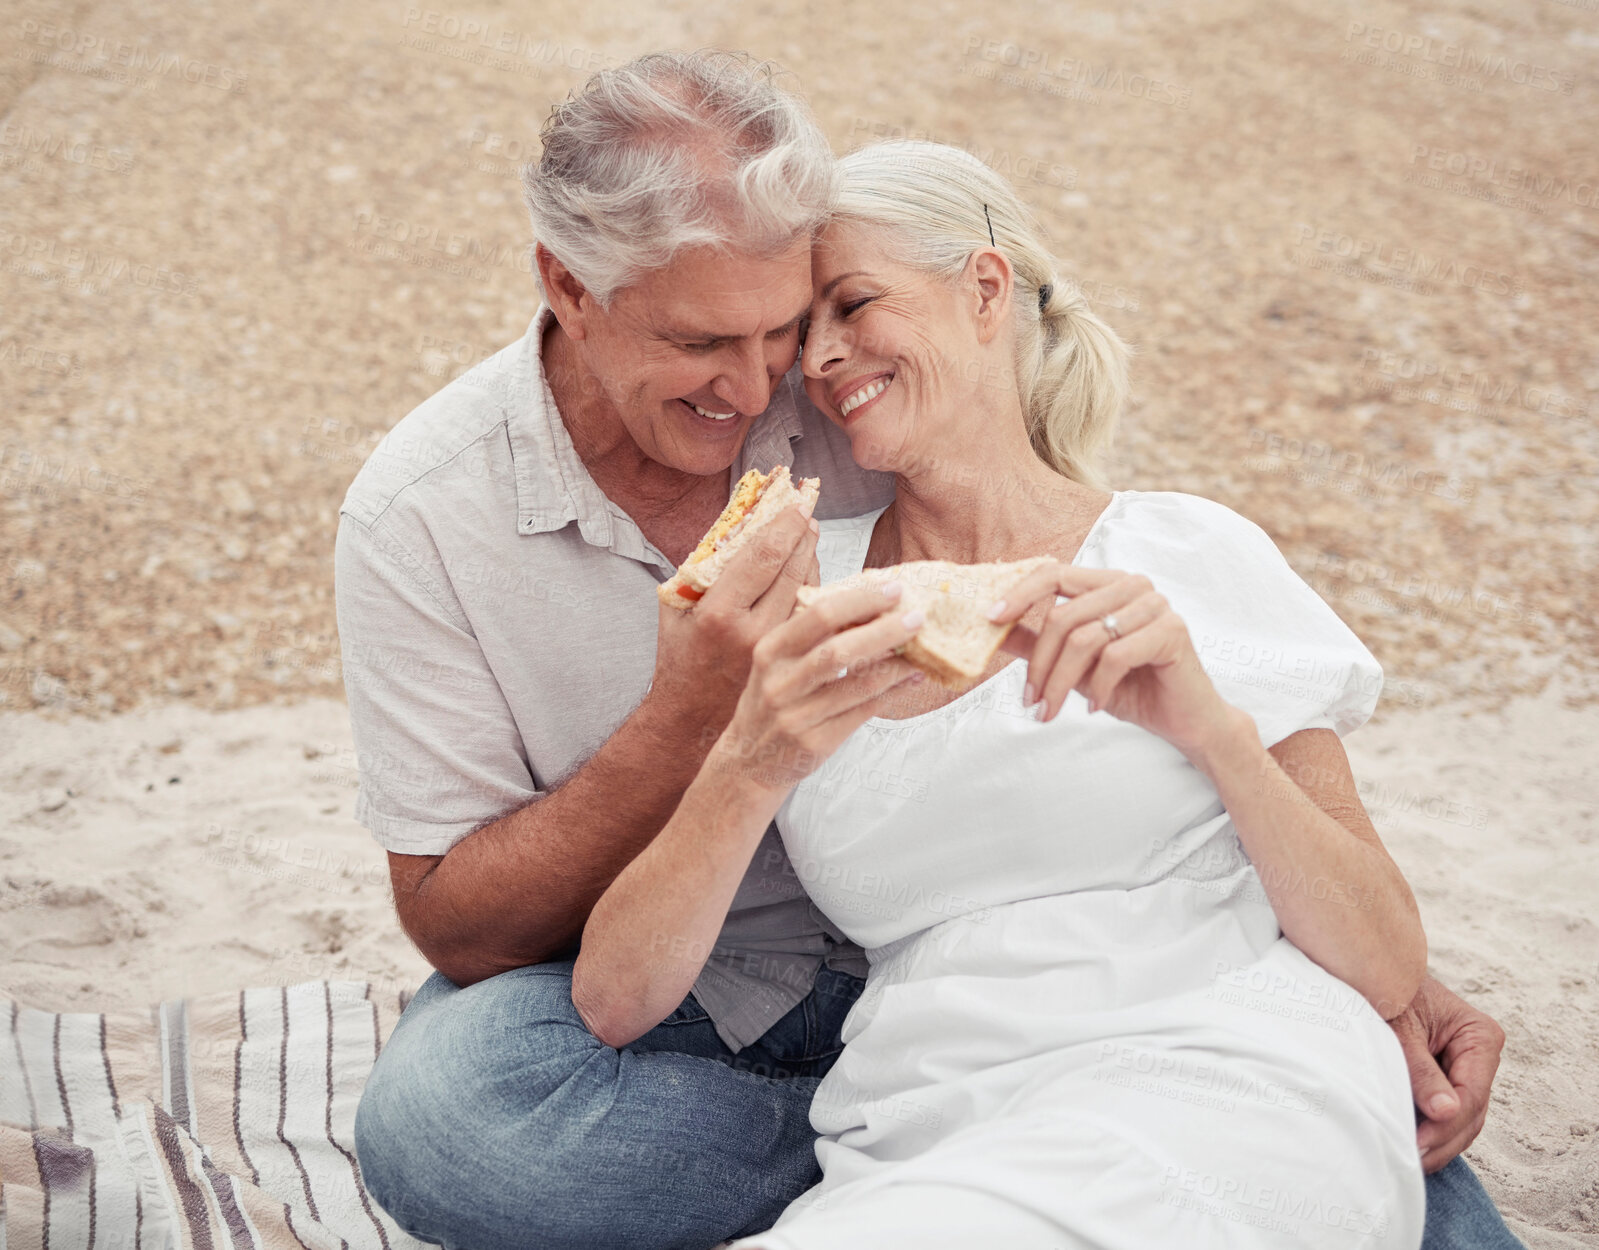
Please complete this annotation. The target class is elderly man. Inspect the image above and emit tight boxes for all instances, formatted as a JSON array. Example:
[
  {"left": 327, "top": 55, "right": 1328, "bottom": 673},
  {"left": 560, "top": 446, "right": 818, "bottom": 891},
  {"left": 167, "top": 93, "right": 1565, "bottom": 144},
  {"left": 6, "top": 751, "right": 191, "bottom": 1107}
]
[{"left": 338, "top": 49, "right": 1521, "bottom": 1250}]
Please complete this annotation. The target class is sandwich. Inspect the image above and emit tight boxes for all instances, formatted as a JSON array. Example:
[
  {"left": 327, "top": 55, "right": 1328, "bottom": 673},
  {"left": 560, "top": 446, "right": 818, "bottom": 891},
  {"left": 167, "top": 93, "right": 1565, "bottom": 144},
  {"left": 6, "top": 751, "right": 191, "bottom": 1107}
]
[
  {"left": 658, "top": 465, "right": 821, "bottom": 610},
  {"left": 794, "top": 557, "right": 1055, "bottom": 690}
]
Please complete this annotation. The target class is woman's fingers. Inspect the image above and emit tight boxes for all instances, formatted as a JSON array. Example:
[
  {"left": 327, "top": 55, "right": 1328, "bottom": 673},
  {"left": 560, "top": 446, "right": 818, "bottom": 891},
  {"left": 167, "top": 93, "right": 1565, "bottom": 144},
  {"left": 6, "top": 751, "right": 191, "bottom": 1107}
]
[
  {"left": 806, "top": 654, "right": 925, "bottom": 735},
  {"left": 798, "top": 599, "right": 925, "bottom": 699},
  {"left": 778, "top": 580, "right": 911, "bottom": 660},
  {"left": 1079, "top": 610, "right": 1182, "bottom": 712},
  {"left": 1035, "top": 591, "right": 1168, "bottom": 721},
  {"left": 749, "top": 650, "right": 922, "bottom": 754},
  {"left": 1014, "top": 578, "right": 1150, "bottom": 709},
  {"left": 985, "top": 562, "right": 1120, "bottom": 624},
  {"left": 752, "top": 582, "right": 924, "bottom": 717}
]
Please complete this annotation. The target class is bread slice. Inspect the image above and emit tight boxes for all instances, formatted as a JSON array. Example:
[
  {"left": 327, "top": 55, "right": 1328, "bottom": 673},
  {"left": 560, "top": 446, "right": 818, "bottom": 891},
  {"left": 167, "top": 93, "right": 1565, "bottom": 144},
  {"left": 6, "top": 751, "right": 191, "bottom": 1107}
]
[
  {"left": 794, "top": 556, "right": 1055, "bottom": 689},
  {"left": 658, "top": 465, "right": 821, "bottom": 610}
]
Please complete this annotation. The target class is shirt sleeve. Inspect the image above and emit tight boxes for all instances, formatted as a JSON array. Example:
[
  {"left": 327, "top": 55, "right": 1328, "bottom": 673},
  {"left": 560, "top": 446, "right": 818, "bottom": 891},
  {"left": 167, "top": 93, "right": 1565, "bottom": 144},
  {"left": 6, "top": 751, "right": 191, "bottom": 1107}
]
[
  {"left": 1114, "top": 493, "right": 1384, "bottom": 749},
  {"left": 334, "top": 512, "right": 542, "bottom": 854}
]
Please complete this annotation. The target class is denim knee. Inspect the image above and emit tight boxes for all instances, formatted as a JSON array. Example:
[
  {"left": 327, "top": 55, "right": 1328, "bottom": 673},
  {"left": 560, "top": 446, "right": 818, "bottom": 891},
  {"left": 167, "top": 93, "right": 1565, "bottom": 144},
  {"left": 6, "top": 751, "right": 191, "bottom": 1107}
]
[{"left": 354, "top": 962, "right": 611, "bottom": 1247}]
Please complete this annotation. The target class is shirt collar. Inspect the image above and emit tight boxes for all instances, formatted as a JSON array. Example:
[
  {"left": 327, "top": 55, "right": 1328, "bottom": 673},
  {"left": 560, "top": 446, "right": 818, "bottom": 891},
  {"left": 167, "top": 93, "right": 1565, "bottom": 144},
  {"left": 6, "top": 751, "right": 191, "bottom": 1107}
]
[{"left": 507, "top": 303, "right": 808, "bottom": 553}]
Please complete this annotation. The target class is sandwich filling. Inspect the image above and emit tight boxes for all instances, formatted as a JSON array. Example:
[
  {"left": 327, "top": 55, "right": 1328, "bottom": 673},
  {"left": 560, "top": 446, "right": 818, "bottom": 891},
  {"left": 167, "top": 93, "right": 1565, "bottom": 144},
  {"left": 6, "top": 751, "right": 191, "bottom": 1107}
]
[
  {"left": 663, "top": 466, "right": 815, "bottom": 606},
  {"left": 686, "top": 468, "right": 773, "bottom": 568}
]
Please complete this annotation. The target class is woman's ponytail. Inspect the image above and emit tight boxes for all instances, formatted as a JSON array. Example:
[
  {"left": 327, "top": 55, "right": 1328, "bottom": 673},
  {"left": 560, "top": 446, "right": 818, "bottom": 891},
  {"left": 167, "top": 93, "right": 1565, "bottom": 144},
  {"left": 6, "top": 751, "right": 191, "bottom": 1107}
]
[{"left": 1023, "top": 282, "right": 1130, "bottom": 489}]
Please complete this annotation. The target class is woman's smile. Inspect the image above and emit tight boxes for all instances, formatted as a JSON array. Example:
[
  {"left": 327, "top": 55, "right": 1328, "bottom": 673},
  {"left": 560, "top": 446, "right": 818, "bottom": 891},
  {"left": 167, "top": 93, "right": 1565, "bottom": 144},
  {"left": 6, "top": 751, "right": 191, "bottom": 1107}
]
[{"left": 835, "top": 373, "right": 896, "bottom": 420}]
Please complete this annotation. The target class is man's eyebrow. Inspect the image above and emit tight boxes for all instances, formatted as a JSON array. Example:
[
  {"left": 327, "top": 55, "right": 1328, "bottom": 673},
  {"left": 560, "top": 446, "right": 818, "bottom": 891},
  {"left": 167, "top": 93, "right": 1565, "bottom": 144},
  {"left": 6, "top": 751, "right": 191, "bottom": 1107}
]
[{"left": 819, "top": 271, "right": 868, "bottom": 298}]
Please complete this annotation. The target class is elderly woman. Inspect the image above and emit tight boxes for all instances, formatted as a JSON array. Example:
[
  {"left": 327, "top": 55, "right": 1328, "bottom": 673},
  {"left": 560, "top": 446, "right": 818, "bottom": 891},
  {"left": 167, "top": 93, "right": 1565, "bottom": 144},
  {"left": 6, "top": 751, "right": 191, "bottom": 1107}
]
[{"left": 576, "top": 139, "right": 1432, "bottom": 1248}]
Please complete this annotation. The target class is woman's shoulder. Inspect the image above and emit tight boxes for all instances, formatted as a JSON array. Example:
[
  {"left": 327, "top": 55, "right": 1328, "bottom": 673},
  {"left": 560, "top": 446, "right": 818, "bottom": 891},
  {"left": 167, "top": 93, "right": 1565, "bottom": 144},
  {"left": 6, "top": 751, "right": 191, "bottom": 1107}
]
[
  {"left": 1094, "top": 488, "right": 1324, "bottom": 613},
  {"left": 1094, "top": 490, "right": 1286, "bottom": 566},
  {"left": 1104, "top": 489, "right": 1269, "bottom": 534},
  {"left": 1098, "top": 490, "right": 1383, "bottom": 743}
]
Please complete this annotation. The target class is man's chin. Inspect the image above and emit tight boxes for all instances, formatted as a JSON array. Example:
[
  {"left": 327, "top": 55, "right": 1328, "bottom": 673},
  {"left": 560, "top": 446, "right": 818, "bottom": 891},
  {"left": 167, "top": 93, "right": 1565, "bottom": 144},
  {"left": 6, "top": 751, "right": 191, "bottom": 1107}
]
[{"left": 657, "top": 400, "right": 753, "bottom": 473}]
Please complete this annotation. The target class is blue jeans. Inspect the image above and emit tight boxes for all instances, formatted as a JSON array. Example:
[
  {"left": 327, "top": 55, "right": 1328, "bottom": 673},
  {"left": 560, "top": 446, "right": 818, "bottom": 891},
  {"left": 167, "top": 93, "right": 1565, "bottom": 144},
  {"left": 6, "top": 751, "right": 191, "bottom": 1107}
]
[
  {"left": 355, "top": 960, "right": 860, "bottom": 1248},
  {"left": 1424, "top": 1153, "right": 1526, "bottom": 1249},
  {"left": 355, "top": 960, "right": 1522, "bottom": 1250}
]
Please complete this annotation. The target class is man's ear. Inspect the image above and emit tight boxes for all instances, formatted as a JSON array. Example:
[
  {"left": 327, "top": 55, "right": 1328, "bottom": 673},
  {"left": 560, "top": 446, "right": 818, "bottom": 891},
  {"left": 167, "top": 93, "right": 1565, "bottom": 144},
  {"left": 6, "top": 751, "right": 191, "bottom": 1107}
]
[
  {"left": 536, "top": 244, "right": 595, "bottom": 341},
  {"left": 967, "top": 248, "right": 1013, "bottom": 345}
]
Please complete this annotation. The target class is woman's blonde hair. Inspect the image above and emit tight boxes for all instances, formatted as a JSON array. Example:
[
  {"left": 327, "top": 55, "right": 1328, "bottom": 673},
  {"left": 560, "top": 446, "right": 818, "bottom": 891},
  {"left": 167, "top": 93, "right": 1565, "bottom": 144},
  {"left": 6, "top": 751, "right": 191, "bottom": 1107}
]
[{"left": 831, "top": 140, "right": 1130, "bottom": 487}]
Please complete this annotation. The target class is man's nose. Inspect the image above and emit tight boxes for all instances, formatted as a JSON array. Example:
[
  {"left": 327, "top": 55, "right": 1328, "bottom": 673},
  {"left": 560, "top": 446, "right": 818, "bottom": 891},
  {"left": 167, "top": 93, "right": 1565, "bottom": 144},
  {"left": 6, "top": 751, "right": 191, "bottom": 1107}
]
[{"left": 711, "top": 342, "right": 772, "bottom": 415}]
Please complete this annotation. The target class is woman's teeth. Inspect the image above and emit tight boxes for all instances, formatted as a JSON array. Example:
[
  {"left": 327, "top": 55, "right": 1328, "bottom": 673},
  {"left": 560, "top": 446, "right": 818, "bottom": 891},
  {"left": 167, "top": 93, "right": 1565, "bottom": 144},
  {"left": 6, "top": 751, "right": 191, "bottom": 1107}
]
[
  {"left": 839, "top": 377, "right": 892, "bottom": 416},
  {"left": 692, "top": 403, "right": 737, "bottom": 421}
]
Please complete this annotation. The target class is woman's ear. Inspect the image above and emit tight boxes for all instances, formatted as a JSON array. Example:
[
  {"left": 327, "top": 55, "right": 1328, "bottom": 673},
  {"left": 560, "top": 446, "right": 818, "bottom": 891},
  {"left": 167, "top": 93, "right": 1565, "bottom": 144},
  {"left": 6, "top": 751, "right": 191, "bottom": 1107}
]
[{"left": 966, "top": 248, "right": 1014, "bottom": 345}]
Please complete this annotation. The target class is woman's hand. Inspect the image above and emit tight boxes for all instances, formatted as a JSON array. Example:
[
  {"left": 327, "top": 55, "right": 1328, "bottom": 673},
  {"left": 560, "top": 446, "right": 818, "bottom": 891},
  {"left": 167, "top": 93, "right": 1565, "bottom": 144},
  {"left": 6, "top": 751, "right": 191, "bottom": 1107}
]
[
  {"left": 713, "top": 580, "right": 927, "bottom": 793},
  {"left": 988, "top": 564, "right": 1236, "bottom": 761}
]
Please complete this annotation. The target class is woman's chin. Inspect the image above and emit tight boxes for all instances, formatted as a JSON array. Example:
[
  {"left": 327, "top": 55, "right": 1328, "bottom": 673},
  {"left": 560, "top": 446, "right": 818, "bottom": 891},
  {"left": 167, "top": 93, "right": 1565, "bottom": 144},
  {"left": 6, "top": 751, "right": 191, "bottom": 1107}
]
[{"left": 845, "top": 426, "right": 906, "bottom": 475}]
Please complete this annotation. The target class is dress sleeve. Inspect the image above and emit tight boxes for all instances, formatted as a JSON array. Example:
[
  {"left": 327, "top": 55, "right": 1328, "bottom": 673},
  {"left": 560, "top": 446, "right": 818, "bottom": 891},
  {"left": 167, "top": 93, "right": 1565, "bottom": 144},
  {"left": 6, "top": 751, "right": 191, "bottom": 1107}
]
[{"left": 1105, "top": 493, "right": 1384, "bottom": 749}]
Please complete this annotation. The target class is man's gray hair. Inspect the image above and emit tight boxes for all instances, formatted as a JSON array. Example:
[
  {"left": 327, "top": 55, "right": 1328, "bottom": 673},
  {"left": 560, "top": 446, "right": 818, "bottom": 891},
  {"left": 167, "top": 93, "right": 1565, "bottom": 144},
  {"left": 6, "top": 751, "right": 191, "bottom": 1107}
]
[{"left": 522, "top": 50, "right": 836, "bottom": 305}]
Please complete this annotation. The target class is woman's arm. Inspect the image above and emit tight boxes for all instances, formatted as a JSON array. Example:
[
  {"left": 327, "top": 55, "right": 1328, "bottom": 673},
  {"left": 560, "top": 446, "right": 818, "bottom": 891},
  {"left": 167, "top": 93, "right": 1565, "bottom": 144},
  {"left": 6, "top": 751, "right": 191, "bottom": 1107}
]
[
  {"left": 570, "top": 757, "right": 790, "bottom": 1048},
  {"left": 1189, "top": 718, "right": 1427, "bottom": 1017},
  {"left": 571, "top": 581, "right": 925, "bottom": 1049},
  {"left": 989, "top": 562, "right": 1426, "bottom": 1018}
]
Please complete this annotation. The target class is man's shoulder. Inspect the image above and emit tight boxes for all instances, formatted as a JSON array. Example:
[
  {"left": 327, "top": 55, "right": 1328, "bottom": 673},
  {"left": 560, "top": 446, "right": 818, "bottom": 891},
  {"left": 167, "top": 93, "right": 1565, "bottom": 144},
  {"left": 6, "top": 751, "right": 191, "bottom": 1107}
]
[{"left": 339, "top": 333, "right": 533, "bottom": 530}]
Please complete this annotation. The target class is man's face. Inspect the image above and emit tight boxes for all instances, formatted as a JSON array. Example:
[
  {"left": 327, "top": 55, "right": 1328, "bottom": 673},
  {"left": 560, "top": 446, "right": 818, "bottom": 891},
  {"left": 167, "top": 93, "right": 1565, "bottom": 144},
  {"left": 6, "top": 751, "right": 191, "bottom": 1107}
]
[{"left": 569, "top": 237, "right": 813, "bottom": 477}]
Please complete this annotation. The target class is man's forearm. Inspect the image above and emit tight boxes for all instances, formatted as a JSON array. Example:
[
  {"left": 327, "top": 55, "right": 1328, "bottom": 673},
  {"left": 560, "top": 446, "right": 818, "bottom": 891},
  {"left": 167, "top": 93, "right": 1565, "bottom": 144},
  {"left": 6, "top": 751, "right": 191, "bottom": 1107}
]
[{"left": 408, "top": 690, "right": 721, "bottom": 985}]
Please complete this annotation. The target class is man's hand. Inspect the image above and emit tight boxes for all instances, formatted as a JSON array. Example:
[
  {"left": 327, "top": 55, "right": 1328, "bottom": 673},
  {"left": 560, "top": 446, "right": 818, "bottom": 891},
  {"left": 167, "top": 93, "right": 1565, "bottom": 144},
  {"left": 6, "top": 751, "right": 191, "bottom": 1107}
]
[
  {"left": 1388, "top": 976, "right": 1508, "bottom": 1173},
  {"left": 650, "top": 505, "right": 820, "bottom": 728}
]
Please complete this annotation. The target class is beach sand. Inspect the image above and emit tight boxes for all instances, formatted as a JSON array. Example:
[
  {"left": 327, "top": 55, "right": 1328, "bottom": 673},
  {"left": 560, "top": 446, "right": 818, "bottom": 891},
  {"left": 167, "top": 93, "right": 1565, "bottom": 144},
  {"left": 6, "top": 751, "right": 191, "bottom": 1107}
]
[{"left": 2, "top": 0, "right": 1595, "bottom": 1242}]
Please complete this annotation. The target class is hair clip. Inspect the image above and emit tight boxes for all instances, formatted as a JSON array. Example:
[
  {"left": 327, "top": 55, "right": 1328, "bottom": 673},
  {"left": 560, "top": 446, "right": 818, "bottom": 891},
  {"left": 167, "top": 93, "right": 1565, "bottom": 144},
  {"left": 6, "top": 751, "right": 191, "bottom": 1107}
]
[
  {"left": 1038, "top": 283, "right": 1053, "bottom": 311},
  {"left": 983, "top": 203, "right": 996, "bottom": 247}
]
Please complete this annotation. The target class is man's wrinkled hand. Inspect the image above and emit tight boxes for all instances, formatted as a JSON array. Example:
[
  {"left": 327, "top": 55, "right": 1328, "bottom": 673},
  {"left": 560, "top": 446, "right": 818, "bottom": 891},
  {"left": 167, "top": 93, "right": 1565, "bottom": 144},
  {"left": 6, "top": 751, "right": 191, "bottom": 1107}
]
[{"left": 1388, "top": 976, "right": 1507, "bottom": 1173}]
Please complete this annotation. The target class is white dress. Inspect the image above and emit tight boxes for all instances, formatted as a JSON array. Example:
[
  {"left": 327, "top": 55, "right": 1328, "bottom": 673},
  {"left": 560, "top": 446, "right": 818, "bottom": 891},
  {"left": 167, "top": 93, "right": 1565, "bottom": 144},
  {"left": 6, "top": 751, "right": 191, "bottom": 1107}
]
[{"left": 732, "top": 490, "right": 1425, "bottom": 1250}]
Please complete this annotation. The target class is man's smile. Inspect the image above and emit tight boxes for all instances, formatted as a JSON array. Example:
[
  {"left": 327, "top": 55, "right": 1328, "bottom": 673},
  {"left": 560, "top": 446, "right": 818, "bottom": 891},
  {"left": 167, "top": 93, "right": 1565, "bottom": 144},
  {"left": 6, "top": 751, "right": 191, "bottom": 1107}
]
[{"left": 677, "top": 397, "right": 747, "bottom": 428}]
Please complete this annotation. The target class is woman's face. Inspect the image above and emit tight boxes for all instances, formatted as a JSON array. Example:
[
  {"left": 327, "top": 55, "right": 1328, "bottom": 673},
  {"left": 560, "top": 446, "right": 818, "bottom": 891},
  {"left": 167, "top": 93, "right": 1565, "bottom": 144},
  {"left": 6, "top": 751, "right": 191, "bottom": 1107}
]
[{"left": 802, "top": 221, "right": 994, "bottom": 474}]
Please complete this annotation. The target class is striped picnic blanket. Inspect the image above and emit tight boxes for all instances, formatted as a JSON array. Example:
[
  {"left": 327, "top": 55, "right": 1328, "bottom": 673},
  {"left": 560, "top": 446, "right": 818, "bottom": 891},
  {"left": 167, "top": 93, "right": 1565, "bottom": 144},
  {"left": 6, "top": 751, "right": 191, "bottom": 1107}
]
[{"left": 0, "top": 979, "right": 440, "bottom": 1249}]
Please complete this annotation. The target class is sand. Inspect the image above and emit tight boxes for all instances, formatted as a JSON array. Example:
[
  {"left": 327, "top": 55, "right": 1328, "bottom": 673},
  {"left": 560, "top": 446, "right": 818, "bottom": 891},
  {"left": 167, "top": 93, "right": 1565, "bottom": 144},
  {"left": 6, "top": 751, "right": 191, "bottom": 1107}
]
[
  {"left": 1, "top": 0, "right": 1596, "bottom": 716},
  {"left": 2, "top": 0, "right": 1596, "bottom": 1242}
]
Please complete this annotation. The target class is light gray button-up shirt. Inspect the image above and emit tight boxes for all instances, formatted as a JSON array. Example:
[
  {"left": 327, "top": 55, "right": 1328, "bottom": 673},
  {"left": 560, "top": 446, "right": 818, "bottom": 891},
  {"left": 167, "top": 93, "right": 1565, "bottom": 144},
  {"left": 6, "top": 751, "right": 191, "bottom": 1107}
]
[{"left": 335, "top": 305, "right": 894, "bottom": 1049}]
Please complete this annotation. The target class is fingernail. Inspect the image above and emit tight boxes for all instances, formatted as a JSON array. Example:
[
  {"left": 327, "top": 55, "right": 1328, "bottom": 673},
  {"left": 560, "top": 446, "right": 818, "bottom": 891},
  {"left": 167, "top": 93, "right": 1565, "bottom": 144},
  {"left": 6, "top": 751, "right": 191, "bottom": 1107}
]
[
  {"left": 1087, "top": 698, "right": 1098, "bottom": 714},
  {"left": 986, "top": 599, "right": 1006, "bottom": 620},
  {"left": 1427, "top": 1094, "right": 1455, "bottom": 1117},
  {"left": 808, "top": 516, "right": 820, "bottom": 533},
  {"left": 1023, "top": 682, "right": 1035, "bottom": 704},
  {"left": 1032, "top": 701, "right": 1047, "bottom": 721},
  {"left": 881, "top": 580, "right": 902, "bottom": 597},
  {"left": 901, "top": 609, "right": 925, "bottom": 629}
]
